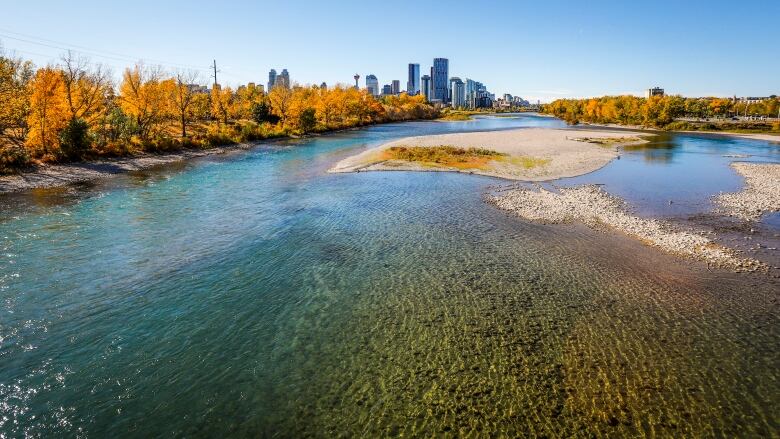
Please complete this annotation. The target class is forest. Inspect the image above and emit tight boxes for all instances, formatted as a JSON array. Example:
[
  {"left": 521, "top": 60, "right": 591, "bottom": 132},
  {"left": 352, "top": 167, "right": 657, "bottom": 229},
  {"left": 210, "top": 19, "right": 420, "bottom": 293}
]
[
  {"left": 0, "top": 51, "right": 438, "bottom": 173},
  {"left": 541, "top": 95, "right": 780, "bottom": 131}
]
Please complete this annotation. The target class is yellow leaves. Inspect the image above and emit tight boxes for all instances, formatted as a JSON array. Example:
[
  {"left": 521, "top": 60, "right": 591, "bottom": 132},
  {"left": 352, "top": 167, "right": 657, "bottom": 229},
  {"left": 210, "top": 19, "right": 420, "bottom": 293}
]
[
  {"left": 26, "top": 67, "right": 68, "bottom": 155},
  {"left": 210, "top": 86, "right": 234, "bottom": 125},
  {"left": 0, "top": 54, "right": 34, "bottom": 144},
  {"left": 119, "top": 64, "right": 168, "bottom": 140}
]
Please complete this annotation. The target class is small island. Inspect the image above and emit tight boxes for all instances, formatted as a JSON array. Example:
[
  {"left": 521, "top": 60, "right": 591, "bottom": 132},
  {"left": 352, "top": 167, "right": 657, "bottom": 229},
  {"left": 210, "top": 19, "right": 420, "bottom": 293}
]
[{"left": 329, "top": 128, "right": 648, "bottom": 181}]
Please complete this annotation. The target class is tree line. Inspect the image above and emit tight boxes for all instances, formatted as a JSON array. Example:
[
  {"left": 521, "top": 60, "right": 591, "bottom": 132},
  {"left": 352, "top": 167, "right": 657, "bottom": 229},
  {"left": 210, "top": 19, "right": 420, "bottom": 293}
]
[
  {"left": 0, "top": 50, "right": 438, "bottom": 173},
  {"left": 541, "top": 95, "right": 780, "bottom": 129}
]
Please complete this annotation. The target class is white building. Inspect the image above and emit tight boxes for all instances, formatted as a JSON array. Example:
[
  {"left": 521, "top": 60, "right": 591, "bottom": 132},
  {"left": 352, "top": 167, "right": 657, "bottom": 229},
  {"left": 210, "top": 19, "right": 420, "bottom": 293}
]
[
  {"left": 366, "top": 74, "right": 379, "bottom": 96},
  {"left": 450, "top": 77, "right": 465, "bottom": 109}
]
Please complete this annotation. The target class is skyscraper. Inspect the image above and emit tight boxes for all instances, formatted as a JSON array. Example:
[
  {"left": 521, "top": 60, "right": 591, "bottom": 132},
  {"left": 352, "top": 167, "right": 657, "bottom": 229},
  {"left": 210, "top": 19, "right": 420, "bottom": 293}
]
[
  {"left": 277, "top": 69, "right": 290, "bottom": 89},
  {"left": 366, "top": 74, "right": 379, "bottom": 96},
  {"left": 421, "top": 75, "right": 431, "bottom": 101},
  {"left": 267, "top": 69, "right": 277, "bottom": 92},
  {"left": 450, "top": 77, "right": 465, "bottom": 108},
  {"left": 382, "top": 84, "right": 393, "bottom": 96},
  {"left": 407, "top": 63, "right": 420, "bottom": 96},
  {"left": 391, "top": 80, "right": 400, "bottom": 95},
  {"left": 465, "top": 79, "right": 477, "bottom": 109},
  {"left": 432, "top": 58, "right": 449, "bottom": 103}
]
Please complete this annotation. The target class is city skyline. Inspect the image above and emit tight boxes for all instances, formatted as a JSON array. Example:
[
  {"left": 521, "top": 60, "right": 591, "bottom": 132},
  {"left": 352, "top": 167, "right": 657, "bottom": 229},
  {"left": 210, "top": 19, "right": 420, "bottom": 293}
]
[{"left": 1, "top": 0, "right": 778, "bottom": 102}]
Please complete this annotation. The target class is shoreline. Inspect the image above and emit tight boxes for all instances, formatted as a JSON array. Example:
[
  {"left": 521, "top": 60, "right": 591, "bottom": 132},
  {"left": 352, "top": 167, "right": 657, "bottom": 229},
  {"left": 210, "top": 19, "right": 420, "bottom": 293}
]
[
  {"left": 488, "top": 184, "right": 769, "bottom": 273},
  {"left": 0, "top": 119, "right": 438, "bottom": 195},
  {"left": 714, "top": 162, "right": 780, "bottom": 220},
  {"left": 329, "top": 128, "right": 649, "bottom": 181},
  {"left": 569, "top": 120, "right": 780, "bottom": 143},
  {"left": 0, "top": 142, "right": 259, "bottom": 194}
]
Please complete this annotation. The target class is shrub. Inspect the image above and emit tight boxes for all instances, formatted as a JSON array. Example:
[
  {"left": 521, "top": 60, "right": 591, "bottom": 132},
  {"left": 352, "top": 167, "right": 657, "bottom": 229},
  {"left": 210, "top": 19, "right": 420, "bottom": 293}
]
[
  {"left": 59, "top": 118, "right": 91, "bottom": 160},
  {"left": 0, "top": 143, "right": 31, "bottom": 173}
]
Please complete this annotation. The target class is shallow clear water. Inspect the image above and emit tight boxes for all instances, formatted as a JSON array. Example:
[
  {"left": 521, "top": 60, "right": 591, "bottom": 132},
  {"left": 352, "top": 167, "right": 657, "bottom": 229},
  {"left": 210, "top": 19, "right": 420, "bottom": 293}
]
[{"left": 1, "top": 115, "right": 778, "bottom": 437}]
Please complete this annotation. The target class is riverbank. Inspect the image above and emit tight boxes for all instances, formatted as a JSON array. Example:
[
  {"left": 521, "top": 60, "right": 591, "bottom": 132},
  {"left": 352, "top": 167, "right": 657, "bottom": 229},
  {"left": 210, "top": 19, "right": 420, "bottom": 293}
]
[
  {"left": 570, "top": 121, "right": 780, "bottom": 143},
  {"left": 488, "top": 184, "right": 768, "bottom": 272},
  {"left": 715, "top": 162, "right": 780, "bottom": 220},
  {"left": 329, "top": 128, "right": 648, "bottom": 181},
  {"left": 0, "top": 143, "right": 258, "bottom": 194},
  {"left": 0, "top": 117, "right": 444, "bottom": 194}
]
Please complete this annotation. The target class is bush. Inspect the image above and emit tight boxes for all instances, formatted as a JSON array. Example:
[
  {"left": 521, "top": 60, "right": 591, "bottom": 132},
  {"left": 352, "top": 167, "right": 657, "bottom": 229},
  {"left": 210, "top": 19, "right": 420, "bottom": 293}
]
[
  {"left": 298, "top": 108, "right": 317, "bottom": 133},
  {"left": 0, "top": 143, "right": 31, "bottom": 173},
  {"left": 59, "top": 118, "right": 91, "bottom": 160}
]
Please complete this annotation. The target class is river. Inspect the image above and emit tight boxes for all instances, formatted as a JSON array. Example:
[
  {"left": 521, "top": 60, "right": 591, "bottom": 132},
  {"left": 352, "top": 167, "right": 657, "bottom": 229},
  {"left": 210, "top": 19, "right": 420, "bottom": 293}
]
[{"left": 1, "top": 114, "right": 778, "bottom": 437}]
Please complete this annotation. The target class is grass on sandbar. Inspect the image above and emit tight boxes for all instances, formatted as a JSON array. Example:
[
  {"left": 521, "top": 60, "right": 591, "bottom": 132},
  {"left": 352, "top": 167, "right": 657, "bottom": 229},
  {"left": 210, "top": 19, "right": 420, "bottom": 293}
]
[
  {"left": 502, "top": 155, "right": 552, "bottom": 169},
  {"left": 572, "top": 136, "right": 642, "bottom": 146},
  {"left": 437, "top": 113, "right": 473, "bottom": 121},
  {"left": 383, "top": 145, "right": 505, "bottom": 169}
]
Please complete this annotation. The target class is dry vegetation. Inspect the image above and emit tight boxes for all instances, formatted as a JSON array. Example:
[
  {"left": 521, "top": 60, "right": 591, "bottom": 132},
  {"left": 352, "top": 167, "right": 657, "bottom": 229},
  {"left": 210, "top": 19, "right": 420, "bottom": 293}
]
[{"left": 382, "top": 145, "right": 504, "bottom": 169}]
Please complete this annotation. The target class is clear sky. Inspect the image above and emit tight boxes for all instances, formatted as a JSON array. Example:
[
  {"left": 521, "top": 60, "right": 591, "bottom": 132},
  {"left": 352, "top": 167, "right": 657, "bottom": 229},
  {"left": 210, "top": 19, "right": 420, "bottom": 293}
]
[{"left": 2, "top": 0, "right": 778, "bottom": 102}]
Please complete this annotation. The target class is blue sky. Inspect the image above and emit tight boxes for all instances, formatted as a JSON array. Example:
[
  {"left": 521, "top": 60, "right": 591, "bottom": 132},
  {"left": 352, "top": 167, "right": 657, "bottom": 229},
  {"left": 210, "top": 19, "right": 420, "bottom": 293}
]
[{"left": 2, "top": 0, "right": 778, "bottom": 102}]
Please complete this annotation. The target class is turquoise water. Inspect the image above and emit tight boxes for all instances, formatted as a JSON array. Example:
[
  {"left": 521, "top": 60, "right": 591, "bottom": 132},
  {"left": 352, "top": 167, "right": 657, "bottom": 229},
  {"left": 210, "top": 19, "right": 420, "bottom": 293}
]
[{"left": 1, "top": 115, "right": 778, "bottom": 437}]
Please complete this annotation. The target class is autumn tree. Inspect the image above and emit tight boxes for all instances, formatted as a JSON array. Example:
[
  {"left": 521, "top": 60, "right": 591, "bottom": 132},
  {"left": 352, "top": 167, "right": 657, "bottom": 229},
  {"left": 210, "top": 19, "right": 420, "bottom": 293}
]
[
  {"left": 268, "top": 85, "right": 293, "bottom": 127},
  {"left": 210, "top": 85, "right": 233, "bottom": 125},
  {"left": 167, "top": 71, "right": 201, "bottom": 137},
  {"left": 26, "top": 66, "right": 68, "bottom": 157},
  {"left": 119, "top": 63, "right": 168, "bottom": 141},
  {"left": 0, "top": 51, "right": 34, "bottom": 146}
]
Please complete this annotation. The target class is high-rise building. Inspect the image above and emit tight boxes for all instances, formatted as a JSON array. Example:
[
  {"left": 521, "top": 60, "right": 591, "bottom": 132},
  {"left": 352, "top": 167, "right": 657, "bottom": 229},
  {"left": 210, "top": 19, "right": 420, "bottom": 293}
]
[
  {"left": 267, "top": 69, "right": 277, "bottom": 92},
  {"left": 366, "top": 74, "right": 379, "bottom": 96},
  {"left": 382, "top": 84, "right": 393, "bottom": 96},
  {"left": 421, "top": 75, "right": 431, "bottom": 101},
  {"left": 432, "top": 58, "right": 449, "bottom": 103},
  {"left": 465, "top": 79, "right": 477, "bottom": 109},
  {"left": 391, "top": 80, "right": 400, "bottom": 95},
  {"left": 407, "top": 63, "right": 420, "bottom": 96},
  {"left": 354, "top": 74, "right": 361, "bottom": 89},
  {"left": 277, "top": 69, "right": 290, "bottom": 89},
  {"left": 450, "top": 77, "right": 465, "bottom": 108}
]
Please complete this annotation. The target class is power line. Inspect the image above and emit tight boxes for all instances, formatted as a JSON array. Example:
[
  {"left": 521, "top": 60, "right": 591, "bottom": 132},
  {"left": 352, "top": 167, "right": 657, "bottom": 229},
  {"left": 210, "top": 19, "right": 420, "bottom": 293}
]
[
  {"left": 0, "top": 31, "right": 211, "bottom": 73},
  {"left": 0, "top": 29, "right": 261, "bottom": 86}
]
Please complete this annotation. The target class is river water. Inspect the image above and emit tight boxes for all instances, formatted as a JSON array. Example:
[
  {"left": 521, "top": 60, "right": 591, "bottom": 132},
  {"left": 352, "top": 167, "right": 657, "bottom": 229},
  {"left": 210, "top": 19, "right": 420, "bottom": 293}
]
[{"left": 1, "top": 115, "right": 778, "bottom": 437}]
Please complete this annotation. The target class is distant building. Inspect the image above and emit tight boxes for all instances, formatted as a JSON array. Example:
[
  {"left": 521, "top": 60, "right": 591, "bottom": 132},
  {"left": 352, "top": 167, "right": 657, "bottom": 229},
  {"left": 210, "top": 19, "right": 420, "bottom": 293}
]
[
  {"left": 267, "top": 69, "right": 277, "bottom": 91},
  {"left": 366, "top": 74, "right": 379, "bottom": 96},
  {"left": 276, "top": 69, "right": 290, "bottom": 89},
  {"left": 421, "top": 75, "right": 431, "bottom": 101},
  {"left": 450, "top": 77, "right": 465, "bottom": 108},
  {"left": 735, "top": 96, "right": 770, "bottom": 104},
  {"left": 320, "top": 82, "right": 327, "bottom": 89},
  {"left": 382, "top": 84, "right": 393, "bottom": 96},
  {"left": 186, "top": 84, "right": 209, "bottom": 94},
  {"left": 407, "top": 63, "right": 420, "bottom": 96},
  {"left": 432, "top": 58, "right": 449, "bottom": 103},
  {"left": 645, "top": 87, "right": 664, "bottom": 98},
  {"left": 391, "top": 80, "right": 400, "bottom": 95}
]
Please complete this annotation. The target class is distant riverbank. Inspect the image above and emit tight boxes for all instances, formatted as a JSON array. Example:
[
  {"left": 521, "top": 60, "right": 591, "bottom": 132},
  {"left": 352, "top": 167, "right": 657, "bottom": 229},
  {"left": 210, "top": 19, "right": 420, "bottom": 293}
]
[{"left": 571, "top": 120, "right": 780, "bottom": 143}]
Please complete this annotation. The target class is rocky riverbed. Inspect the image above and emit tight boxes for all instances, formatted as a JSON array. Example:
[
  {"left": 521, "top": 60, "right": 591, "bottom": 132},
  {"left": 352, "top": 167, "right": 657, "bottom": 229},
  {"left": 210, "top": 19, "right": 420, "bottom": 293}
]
[
  {"left": 488, "top": 184, "right": 767, "bottom": 272},
  {"left": 715, "top": 162, "right": 780, "bottom": 221}
]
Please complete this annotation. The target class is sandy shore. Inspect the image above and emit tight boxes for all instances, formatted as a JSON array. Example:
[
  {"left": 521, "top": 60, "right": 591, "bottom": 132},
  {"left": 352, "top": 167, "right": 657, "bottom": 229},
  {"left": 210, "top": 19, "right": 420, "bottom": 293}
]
[
  {"left": 0, "top": 145, "right": 255, "bottom": 194},
  {"left": 715, "top": 162, "right": 780, "bottom": 220},
  {"left": 329, "top": 128, "right": 648, "bottom": 181},
  {"left": 488, "top": 185, "right": 767, "bottom": 272}
]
